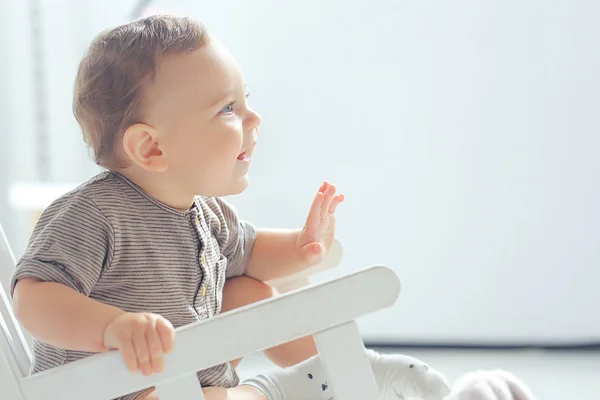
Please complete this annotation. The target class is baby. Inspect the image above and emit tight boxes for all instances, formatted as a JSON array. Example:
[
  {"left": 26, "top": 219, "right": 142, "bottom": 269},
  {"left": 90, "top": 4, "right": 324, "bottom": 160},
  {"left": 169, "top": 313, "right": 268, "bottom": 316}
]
[{"left": 10, "top": 15, "right": 450, "bottom": 400}]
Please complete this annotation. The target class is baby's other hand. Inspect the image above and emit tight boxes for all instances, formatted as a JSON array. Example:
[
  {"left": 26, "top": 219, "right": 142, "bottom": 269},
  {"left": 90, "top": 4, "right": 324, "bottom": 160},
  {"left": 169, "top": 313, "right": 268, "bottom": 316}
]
[{"left": 103, "top": 312, "right": 175, "bottom": 376}]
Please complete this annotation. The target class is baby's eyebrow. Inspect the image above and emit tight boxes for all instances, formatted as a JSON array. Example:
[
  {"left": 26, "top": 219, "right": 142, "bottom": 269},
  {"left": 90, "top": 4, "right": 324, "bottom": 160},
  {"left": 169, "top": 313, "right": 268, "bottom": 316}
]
[
  {"left": 207, "top": 90, "right": 235, "bottom": 108},
  {"left": 207, "top": 84, "right": 248, "bottom": 108}
]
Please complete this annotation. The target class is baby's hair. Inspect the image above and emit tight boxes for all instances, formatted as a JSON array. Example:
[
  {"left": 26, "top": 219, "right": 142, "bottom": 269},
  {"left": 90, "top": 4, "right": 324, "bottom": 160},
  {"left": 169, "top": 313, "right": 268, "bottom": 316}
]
[{"left": 73, "top": 15, "right": 209, "bottom": 168}]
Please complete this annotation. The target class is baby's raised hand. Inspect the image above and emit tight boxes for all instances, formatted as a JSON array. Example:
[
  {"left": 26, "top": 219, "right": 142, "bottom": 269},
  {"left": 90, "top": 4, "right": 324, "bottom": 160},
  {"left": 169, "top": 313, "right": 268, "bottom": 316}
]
[
  {"left": 103, "top": 312, "right": 175, "bottom": 376},
  {"left": 296, "top": 181, "right": 344, "bottom": 265}
]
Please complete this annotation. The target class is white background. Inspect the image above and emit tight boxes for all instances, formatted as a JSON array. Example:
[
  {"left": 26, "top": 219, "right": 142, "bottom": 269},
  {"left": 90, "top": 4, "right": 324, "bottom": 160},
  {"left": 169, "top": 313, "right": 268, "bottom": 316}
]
[{"left": 1, "top": 0, "right": 598, "bottom": 344}]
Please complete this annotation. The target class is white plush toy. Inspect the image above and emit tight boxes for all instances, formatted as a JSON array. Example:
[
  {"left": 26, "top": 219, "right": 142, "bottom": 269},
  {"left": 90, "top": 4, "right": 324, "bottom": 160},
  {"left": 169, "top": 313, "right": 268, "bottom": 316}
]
[
  {"left": 367, "top": 350, "right": 451, "bottom": 399},
  {"left": 447, "top": 370, "right": 536, "bottom": 400},
  {"left": 365, "top": 351, "right": 535, "bottom": 400}
]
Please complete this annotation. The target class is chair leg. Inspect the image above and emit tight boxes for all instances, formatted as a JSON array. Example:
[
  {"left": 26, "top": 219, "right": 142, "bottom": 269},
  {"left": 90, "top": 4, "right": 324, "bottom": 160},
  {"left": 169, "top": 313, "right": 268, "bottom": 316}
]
[
  {"left": 0, "top": 345, "right": 26, "bottom": 400},
  {"left": 154, "top": 372, "right": 205, "bottom": 400},
  {"left": 313, "top": 321, "right": 380, "bottom": 400}
]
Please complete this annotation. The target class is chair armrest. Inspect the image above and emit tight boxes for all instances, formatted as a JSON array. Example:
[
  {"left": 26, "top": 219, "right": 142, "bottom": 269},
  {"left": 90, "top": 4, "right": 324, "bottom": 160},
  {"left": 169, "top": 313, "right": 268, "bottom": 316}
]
[{"left": 19, "top": 266, "right": 400, "bottom": 400}]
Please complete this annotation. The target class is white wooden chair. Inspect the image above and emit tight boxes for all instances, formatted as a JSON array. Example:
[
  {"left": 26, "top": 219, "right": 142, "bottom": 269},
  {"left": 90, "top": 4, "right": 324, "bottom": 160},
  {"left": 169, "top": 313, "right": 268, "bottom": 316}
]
[{"left": 0, "top": 222, "right": 401, "bottom": 400}]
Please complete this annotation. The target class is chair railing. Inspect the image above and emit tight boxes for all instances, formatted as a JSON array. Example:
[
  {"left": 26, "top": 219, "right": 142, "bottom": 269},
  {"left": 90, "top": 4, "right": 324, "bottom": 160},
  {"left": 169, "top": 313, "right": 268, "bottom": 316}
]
[
  {"left": 0, "top": 223, "right": 18, "bottom": 304},
  {"left": 0, "top": 224, "right": 33, "bottom": 377},
  {"left": 18, "top": 266, "right": 400, "bottom": 400}
]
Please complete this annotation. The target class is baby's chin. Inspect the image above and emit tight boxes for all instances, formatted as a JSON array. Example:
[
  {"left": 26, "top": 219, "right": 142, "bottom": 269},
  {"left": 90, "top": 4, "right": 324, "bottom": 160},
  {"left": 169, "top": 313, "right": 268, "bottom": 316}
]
[
  {"left": 210, "top": 177, "right": 249, "bottom": 197},
  {"left": 231, "top": 176, "right": 250, "bottom": 194}
]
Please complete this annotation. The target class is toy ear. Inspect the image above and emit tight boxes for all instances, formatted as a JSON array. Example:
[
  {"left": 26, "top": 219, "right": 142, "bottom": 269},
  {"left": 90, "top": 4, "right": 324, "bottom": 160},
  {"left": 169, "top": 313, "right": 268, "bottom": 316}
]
[{"left": 494, "top": 370, "right": 536, "bottom": 400}]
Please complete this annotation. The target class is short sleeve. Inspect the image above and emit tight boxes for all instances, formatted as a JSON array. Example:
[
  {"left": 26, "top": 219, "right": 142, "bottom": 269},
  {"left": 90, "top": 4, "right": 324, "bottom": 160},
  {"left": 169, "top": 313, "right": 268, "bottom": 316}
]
[
  {"left": 208, "top": 197, "right": 256, "bottom": 278},
  {"left": 10, "top": 193, "right": 114, "bottom": 297}
]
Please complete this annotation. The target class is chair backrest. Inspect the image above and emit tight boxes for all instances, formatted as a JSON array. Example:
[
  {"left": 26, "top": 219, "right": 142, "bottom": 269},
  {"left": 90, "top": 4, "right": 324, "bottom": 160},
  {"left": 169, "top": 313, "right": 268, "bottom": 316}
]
[
  {"left": 0, "top": 224, "right": 17, "bottom": 305},
  {"left": 0, "top": 223, "right": 33, "bottom": 376}
]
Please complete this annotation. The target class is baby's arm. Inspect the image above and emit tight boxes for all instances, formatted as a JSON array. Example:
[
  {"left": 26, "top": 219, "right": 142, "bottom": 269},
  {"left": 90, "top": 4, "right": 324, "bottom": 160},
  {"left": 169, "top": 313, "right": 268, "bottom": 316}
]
[
  {"left": 245, "top": 228, "right": 305, "bottom": 281},
  {"left": 13, "top": 278, "right": 123, "bottom": 352},
  {"left": 14, "top": 279, "right": 174, "bottom": 375}
]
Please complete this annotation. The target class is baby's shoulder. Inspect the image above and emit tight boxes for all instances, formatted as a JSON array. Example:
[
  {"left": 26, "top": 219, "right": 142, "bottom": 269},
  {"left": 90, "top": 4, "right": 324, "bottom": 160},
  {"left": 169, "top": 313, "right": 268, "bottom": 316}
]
[
  {"left": 41, "top": 171, "right": 142, "bottom": 224},
  {"left": 66, "top": 171, "right": 153, "bottom": 213},
  {"left": 73, "top": 171, "right": 134, "bottom": 203},
  {"left": 30, "top": 172, "right": 120, "bottom": 241}
]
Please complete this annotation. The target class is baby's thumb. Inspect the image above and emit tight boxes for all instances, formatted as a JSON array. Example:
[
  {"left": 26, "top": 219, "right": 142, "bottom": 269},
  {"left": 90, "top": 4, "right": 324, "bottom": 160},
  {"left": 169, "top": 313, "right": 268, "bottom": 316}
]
[{"left": 301, "top": 242, "right": 324, "bottom": 264}]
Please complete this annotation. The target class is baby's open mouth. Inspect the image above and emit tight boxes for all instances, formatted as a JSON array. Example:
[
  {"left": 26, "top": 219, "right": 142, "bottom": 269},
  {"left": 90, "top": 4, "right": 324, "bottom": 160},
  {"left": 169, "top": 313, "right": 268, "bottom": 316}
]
[{"left": 237, "top": 152, "right": 250, "bottom": 161}]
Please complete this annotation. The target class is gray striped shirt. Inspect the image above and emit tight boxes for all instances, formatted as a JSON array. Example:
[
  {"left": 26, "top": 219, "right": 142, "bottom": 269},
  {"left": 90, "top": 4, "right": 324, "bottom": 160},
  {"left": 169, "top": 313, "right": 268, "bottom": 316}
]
[{"left": 11, "top": 171, "right": 256, "bottom": 400}]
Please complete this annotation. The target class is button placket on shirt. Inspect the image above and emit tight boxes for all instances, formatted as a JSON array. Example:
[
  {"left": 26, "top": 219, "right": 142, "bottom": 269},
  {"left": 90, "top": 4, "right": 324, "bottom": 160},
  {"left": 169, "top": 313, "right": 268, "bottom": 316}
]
[{"left": 193, "top": 211, "right": 210, "bottom": 317}]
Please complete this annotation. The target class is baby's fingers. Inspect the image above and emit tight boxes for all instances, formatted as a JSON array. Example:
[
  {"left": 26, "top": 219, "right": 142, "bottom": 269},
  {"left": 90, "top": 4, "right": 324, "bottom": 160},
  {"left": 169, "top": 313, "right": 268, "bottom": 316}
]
[
  {"left": 146, "top": 324, "right": 165, "bottom": 373},
  {"left": 117, "top": 337, "right": 138, "bottom": 374},
  {"left": 132, "top": 325, "right": 152, "bottom": 376},
  {"left": 320, "top": 184, "right": 336, "bottom": 216},
  {"left": 304, "top": 192, "right": 325, "bottom": 236},
  {"left": 328, "top": 194, "right": 345, "bottom": 214},
  {"left": 108, "top": 327, "right": 138, "bottom": 373},
  {"left": 156, "top": 317, "right": 175, "bottom": 354},
  {"left": 317, "top": 181, "right": 330, "bottom": 194}
]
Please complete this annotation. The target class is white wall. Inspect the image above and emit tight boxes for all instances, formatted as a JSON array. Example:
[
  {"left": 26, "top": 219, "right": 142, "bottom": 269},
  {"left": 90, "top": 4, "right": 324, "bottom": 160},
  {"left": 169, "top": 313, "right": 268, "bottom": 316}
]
[
  {"left": 175, "top": 0, "right": 600, "bottom": 344},
  {"left": 3, "top": 0, "right": 599, "bottom": 344},
  {"left": 1, "top": 0, "right": 41, "bottom": 256},
  {"left": 0, "top": 0, "right": 12, "bottom": 228},
  {"left": 1, "top": 0, "right": 117, "bottom": 254}
]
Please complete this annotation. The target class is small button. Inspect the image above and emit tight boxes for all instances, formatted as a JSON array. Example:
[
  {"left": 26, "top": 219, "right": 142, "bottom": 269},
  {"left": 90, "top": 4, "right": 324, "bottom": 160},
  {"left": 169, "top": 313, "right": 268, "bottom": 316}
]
[
  {"left": 201, "top": 287, "right": 207, "bottom": 297},
  {"left": 201, "top": 255, "right": 206, "bottom": 264},
  {"left": 195, "top": 217, "right": 200, "bottom": 225}
]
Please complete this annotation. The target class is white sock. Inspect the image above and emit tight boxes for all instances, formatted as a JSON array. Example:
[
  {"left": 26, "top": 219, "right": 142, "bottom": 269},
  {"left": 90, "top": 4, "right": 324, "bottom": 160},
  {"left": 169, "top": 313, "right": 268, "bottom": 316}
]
[
  {"left": 242, "top": 354, "right": 332, "bottom": 400},
  {"left": 241, "top": 349, "right": 450, "bottom": 400}
]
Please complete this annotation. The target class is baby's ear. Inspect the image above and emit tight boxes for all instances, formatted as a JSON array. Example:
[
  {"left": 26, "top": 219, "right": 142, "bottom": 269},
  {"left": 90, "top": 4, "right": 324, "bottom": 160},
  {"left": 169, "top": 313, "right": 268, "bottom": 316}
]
[{"left": 122, "top": 123, "right": 168, "bottom": 172}]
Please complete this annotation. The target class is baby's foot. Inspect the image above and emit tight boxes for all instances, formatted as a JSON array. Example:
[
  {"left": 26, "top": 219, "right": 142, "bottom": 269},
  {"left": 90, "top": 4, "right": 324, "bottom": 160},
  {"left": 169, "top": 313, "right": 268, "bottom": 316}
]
[
  {"left": 368, "top": 349, "right": 451, "bottom": 400},
  {"left": 241, "top": 349, "right": 450, "bottom": 400}
]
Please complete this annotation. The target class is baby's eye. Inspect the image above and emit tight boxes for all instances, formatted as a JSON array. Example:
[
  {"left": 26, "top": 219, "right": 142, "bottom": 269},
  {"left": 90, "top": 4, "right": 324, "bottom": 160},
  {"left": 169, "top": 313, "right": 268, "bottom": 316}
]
[{"left": 220, "top": 102, "right": 235, "bottom": 114}]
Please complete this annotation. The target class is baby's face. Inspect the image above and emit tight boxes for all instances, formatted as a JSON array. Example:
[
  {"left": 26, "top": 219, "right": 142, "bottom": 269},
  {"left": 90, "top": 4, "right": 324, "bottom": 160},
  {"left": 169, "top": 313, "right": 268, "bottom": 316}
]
[{"left": 143, "top": 38, "right": 261, "bottom": 197}]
